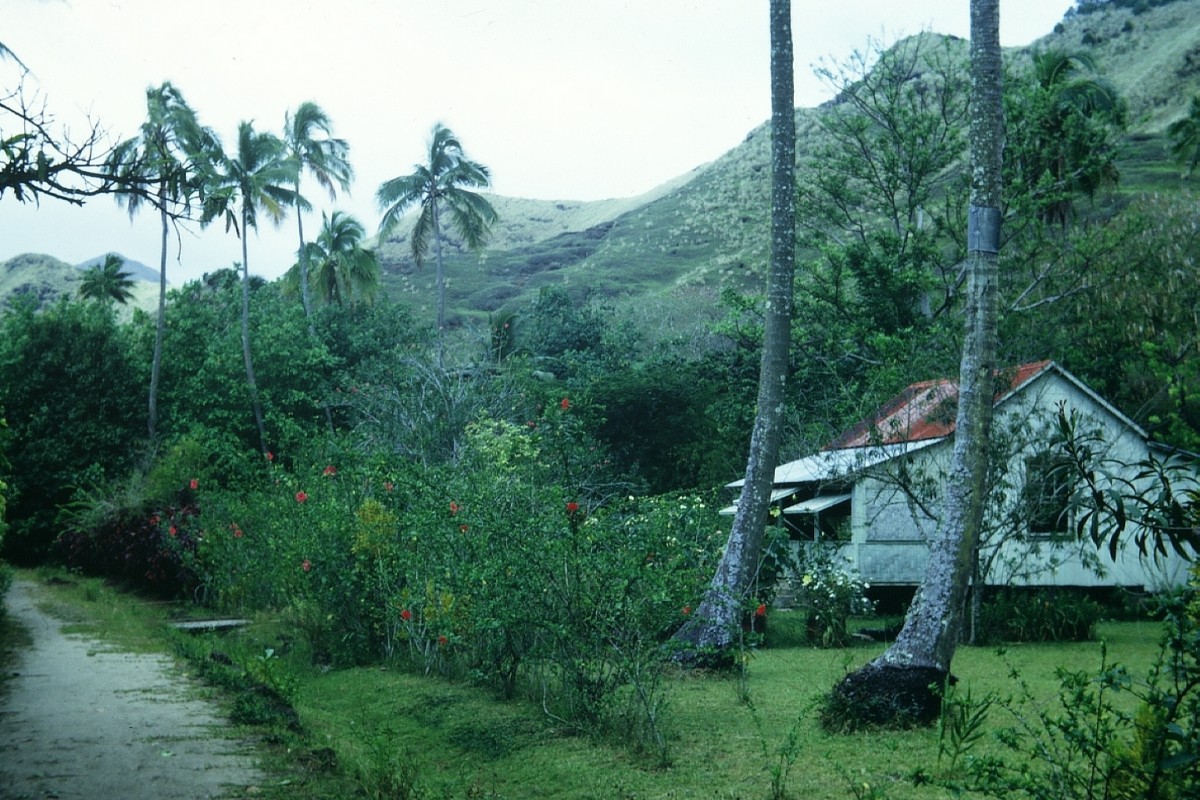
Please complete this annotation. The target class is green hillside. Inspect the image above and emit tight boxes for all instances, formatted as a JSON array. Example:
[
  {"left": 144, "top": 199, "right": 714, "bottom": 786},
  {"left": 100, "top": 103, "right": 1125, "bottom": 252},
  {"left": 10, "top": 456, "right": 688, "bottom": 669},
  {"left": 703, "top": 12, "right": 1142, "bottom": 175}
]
[
  {"left": 5, "top": 1, "right": 1199, "bottom": 325},
  {"left": 0, "top": 253, "right": 80, "bottom": 308},
  {"left": 370, "top": 0, "right": 1200, "bottom": 329},
  {"left": 1, "top": 252, "right": 160, "bottom": 316}
]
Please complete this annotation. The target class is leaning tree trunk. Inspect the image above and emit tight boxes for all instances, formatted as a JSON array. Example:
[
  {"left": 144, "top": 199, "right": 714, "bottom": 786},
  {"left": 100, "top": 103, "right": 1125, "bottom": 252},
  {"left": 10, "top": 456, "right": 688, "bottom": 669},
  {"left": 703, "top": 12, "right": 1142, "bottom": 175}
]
[
  {"left": 239, "top": 208, "right": 269, "bottom": 455},
  {"left": 674, "top": 0, "right": 795, "bottom": 661},
  {"left": 826, "top": 0, "right": 1002, "bottom": 728}
]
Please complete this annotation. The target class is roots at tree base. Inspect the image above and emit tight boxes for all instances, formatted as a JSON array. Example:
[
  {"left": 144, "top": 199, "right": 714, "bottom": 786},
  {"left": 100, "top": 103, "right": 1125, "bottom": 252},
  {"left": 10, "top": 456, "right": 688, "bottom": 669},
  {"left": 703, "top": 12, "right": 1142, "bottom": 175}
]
[{"left": 823, "top": 662, "right": 953, "bottom": 731}]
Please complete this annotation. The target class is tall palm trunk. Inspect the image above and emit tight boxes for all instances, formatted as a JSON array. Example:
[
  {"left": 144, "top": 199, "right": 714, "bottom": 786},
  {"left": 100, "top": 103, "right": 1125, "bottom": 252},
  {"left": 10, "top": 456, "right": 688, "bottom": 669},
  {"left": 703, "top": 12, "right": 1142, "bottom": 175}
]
[
  {"left": 674, "top": 0, "right": 795, "bottom": 658},
  {"left": 148, "top": 180, "right": 169, "bottom": 439},
  {"left": 239, "top": 207, "right": 269, "bottom": 454},
  {"left": 432, "top": 197, "right": 446, "bottom": 367},
  {"left": 296, "top": 192, "right": 316, "bottom": 335},
  {"left": 827, "top": 0, "right": 1002, "bottom": 727}
]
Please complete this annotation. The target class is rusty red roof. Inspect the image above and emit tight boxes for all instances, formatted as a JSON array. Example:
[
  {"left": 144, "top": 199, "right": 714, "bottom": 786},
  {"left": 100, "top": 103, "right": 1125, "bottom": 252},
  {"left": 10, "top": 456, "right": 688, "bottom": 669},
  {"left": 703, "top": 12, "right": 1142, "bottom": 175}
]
[{"left": 824, "top": 360, "right": 1053, "bottom": 450}]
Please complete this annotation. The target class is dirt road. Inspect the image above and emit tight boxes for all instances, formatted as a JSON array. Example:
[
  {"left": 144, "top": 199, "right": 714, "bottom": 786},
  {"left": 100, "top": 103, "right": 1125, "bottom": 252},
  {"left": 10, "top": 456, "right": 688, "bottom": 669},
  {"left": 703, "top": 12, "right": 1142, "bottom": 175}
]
[{"left": 0, "top": 580, "right": 265, "bottom": 800}]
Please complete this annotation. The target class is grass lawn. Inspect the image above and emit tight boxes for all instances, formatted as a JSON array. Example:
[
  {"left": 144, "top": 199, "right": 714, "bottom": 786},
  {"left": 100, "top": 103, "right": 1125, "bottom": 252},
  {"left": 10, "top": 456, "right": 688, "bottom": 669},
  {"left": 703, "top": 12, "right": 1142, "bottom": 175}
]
[{"left": 3, "top": 570, "right": 1170, "bottom": 799}]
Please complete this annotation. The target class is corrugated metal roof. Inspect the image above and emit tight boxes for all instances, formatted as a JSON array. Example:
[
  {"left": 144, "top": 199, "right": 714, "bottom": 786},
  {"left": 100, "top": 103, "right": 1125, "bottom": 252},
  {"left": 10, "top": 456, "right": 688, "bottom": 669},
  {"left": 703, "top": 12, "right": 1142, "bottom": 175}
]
[
  {"left": 727, "top": 439, "right": 941, "bottom": 489},
  {"left": 825, "top": 360, "right": 1053, "bottom": 449},
  {"left": 783, "top": 493, "right": 851, "bottom": 514}
]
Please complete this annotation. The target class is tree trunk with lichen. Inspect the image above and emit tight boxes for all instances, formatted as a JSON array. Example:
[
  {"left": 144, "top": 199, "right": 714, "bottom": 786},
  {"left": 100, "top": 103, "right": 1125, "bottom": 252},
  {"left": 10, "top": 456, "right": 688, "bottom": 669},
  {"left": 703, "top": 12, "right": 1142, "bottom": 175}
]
[
  {"left": 674, "top": 0, "right": 795, "bottom": 661},
  {"left": 825, "top": 0, "right": 1002, "bottom": 727}
]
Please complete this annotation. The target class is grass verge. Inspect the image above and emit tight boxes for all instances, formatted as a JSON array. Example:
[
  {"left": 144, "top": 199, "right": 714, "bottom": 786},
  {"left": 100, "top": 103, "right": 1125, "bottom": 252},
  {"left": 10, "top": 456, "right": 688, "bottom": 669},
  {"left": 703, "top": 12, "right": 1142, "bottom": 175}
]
[{"left": 1, "top": 569, "right": 1170, "bottom": 799}]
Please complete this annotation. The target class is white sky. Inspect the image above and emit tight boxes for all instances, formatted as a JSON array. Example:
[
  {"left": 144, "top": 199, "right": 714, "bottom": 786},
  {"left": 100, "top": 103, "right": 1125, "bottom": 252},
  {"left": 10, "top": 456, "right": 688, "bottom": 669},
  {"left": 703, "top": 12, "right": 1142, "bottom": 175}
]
[{"left": 1, "top": 0, "right": 1075, "bottom": 283}]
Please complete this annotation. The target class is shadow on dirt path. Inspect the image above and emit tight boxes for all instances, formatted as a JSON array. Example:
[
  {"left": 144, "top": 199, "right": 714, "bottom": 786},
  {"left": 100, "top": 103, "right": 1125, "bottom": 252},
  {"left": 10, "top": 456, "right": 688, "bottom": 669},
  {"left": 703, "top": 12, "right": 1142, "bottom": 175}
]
[{"left": 0, "top": 580, "right": 265, "bottom": 800}]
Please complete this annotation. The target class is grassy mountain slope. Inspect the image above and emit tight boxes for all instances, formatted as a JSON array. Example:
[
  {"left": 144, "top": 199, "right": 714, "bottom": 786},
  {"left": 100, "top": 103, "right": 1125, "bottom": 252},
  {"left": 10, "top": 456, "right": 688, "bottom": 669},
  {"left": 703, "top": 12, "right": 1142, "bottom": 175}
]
[
  {"left": 1, "top": 252, "right": 159, "bottom": 316},
  {"left": 5, "top": 2, "right": 1198, "bottom": 326},
  {"left": 1, "top": 253, "right": 79, "bottom": 309},
  {"left": 1055, "top": 0, "right": 1200, "bottom": 134},
  {"left": 381, "top": 2, "right": 1200, "bottom": 328}
]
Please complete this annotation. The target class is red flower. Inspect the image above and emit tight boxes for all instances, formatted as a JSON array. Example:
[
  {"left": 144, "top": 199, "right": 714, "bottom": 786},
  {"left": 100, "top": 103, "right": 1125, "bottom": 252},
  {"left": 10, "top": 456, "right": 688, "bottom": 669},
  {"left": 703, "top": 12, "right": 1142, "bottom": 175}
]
[
  {"left": 449, "top": 501, "right": 460, "bottom": 516},
  {"left": 169, "top": 526, "right": 178, "bottom": 537},
  {"left": 230, "top": 523, "right": 244, "bottom": 539},
  {"left": 322, "top": 465, "right": 337, "bottom": 477},
  {"left": 295, "top": 491, "right": 308, "bottom": 503},
  {"left": 301, "top": 559, "right": 312, "bottom": 572},
  {"left": 437, "top": 635, "right": 448, "bottom": 646},
  {"left": 384, "top": 481, "right": 394, "bottom": 493},
  {"left": 755, "top": 603, "right": 767, "bottom": 617},
  {"left": 149, "top": 514, "right": 160, "bottom": 526},
  {"left": 566, "top": 501, "right": 580, "bottom": 514},
  {"left": 682, "top": 605, "right": 691, "bottom": 615},
  {"left": 459, "top": 524, "right": 469, "bottom": 533},
  {"left": 400, "top": 608, "right": 412, "bottom": 622},
  {"left": 265, "top": 451, "right": 275, "bottom": 462},
  {"left": 560, "top": 397, "right": 570, "bottom": 411},
  {"left": 189, "top": 478, "right": 199, "bottom": 490}
]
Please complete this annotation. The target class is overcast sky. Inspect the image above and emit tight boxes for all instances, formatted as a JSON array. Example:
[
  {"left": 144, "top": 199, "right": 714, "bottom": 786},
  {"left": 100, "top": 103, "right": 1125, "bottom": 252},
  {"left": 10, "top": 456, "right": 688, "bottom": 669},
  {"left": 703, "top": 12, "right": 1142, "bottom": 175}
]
[{"left": 1, "top": 0, "right": 1075, "bottom": 283}]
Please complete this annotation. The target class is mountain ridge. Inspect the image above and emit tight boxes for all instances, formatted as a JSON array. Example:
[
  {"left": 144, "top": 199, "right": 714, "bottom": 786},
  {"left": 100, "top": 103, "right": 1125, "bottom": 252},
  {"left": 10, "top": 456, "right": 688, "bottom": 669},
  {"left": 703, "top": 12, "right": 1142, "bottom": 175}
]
[{"left": 5, "top": 1, "right": 1199, "bottom": 320}]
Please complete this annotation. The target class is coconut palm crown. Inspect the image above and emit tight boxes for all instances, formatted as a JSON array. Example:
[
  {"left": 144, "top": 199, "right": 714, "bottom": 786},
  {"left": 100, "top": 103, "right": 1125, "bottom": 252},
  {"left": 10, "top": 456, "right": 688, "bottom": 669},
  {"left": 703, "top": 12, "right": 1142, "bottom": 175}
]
[{"left": 376, "top": 123, "right": 497, "bottom": 341}]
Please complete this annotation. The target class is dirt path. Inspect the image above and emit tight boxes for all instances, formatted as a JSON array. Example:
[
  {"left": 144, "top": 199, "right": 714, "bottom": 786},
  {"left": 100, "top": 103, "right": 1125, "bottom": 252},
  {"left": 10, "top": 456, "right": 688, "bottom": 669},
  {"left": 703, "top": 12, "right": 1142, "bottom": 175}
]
[{"left": 0, "top": 580, "right": 265, "bottom": 800}]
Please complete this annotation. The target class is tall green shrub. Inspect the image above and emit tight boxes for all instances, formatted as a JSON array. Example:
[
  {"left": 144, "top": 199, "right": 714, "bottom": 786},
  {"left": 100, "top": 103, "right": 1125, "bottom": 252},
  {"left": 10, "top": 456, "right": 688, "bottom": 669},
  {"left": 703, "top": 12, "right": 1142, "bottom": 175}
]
[{"left": 0, "top": 298, "right": 143, "bottom": 562}]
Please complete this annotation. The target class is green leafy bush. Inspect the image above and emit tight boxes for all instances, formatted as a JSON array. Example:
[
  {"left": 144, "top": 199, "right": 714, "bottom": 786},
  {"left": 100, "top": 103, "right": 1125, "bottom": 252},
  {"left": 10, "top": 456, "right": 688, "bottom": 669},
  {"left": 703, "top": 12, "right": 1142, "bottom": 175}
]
[
  {"left": 792, "top": 545, "right": 875, "bottom": 647},
  {"left": 964, "top": 576, "right": 1200, "bottom": 799},
  {"left": 0, "top": 299, "right": 143, "bottom": 562},
  {"left": 56, "top": 478, "right": 202, "bottom": 598},
  {"left": 977, "top": 588, "right": 1103, "bottom": 643},
  {"left": 187, "top": 402, "right": 723, "bottom": 751}
]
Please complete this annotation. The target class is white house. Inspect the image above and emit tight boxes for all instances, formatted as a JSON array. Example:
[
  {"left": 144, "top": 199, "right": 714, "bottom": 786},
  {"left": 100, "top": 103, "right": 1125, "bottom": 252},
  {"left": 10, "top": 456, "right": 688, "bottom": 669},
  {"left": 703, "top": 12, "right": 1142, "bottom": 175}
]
[{"left": 725, "top": 361, "right": 1195, "bottom": 592}]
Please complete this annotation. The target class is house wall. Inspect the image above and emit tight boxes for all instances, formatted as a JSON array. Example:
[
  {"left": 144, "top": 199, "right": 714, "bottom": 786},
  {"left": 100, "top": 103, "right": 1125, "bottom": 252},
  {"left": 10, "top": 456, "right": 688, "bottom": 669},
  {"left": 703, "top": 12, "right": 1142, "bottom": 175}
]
[{"left": 839, "top": 371, "right": 1193, "bottom": 589}]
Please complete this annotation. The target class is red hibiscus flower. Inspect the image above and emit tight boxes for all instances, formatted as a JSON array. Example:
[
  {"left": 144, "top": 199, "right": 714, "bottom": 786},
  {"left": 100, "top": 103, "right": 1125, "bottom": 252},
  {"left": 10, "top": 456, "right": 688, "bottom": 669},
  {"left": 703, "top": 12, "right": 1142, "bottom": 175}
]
[
  {"left": 169, "top": 526, "right": 178, "bottom": 537},
  {"left": 323, "top": 465, "right": 337, "bottom": 476},
  {"left": 265, "top": 451, "right": 275, "bottom": 462},
  {"left": 295, "top": 491, "right": 308, "bottom": 503},
  {"left": 755, "top": 603, "right": 767, "bottom": 617},
  {"left": 189, "top": 478, "right": 199, "bottom": 490},
  {"left": 437, "top": 635, "right": 448, "bottom": 647},
  {"left": 301, "top": 559, "right": 312, "bottom": 572},
  {"left": 449, "top": 501, "right": 460, "bottom": 516},
  {"left": 566, "top": 501, "right": 580, "bottom": 514},
  {"left": 560, "top": 397, "right": 570, "bottom": 411},
  {"left": 400, "top": 609, "right": 412, "bottom": 622},
  {"left": 682, "top": 605, "right": 692, "bottom": 615}
]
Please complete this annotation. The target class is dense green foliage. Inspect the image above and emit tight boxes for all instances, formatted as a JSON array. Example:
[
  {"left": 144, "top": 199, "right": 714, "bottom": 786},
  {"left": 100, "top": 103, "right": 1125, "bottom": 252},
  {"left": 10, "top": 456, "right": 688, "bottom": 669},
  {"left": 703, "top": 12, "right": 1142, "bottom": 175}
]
[
  {"left": 0, "top": 298, "right": 143, "bottom": 562},
  {"left": 2, "top": 8, "right": 1199, "bottom": 785}
]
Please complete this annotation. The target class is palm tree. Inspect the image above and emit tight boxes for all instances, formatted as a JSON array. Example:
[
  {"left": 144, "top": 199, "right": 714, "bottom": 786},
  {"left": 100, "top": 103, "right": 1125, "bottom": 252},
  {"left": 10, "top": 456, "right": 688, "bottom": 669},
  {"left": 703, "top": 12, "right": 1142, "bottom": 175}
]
[
  {"left": 1168, "top": 95, "right": 1200, "bottom": 178},
  {"left": 78, "top": 254, "right": 136, "bottom": 305},
  {"left": 1012, "top": 49, "right": 1126, "bottom": 224},
  {"left": 302, "top": 211, "right": 379, "bottom": 307},
  {"left": 673, "top": 0, "right": 795, "bottom": 660},
  {"left": 283, "top": 102, "right": 353, "bottom": 325},
  {"left": 109, "top": 82, "right": 215, "bottom": 439},
  {"left": 829, "top": 0, "right": 1003, "bottom": 727},
  {"left": 199, "top": 121, "right": 296, "bottom": 454},
  {"left": 376, "top": 123, "right": 497, "bottom": 360}
]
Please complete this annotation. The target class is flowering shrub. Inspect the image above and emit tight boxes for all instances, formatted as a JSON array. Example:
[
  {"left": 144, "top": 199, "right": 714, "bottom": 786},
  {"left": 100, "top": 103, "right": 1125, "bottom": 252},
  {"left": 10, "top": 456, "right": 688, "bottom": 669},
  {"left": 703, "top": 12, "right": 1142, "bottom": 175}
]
[
  {"left": 792, "top": 545, "right": 874, "bottom": 647},
  {"left": 56, "top": 481, "right": 201, "bottom": 598},
  {"left": 183, "top": 410, "right": 723, "bottom": 747}
]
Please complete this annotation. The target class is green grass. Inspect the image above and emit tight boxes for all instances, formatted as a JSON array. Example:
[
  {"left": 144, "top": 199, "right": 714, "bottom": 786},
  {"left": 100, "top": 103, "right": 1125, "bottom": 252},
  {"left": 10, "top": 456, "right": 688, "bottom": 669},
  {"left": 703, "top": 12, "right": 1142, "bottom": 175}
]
[{"left": 0, "top": 570, "right": 1170, "bottom": 799}]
